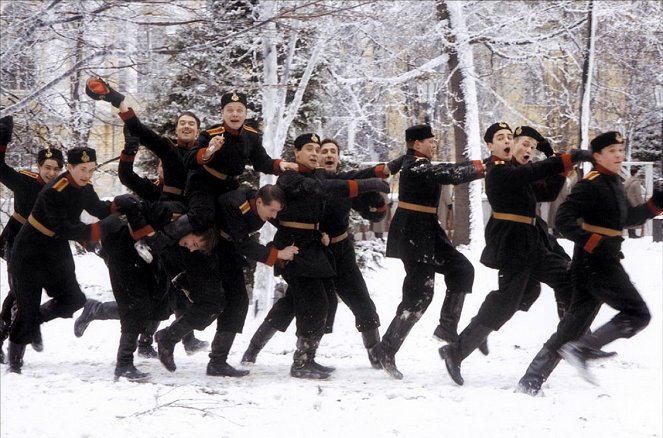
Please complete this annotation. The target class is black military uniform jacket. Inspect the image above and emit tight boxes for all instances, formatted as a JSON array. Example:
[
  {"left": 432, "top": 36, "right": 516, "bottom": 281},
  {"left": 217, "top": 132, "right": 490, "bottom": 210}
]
[
  {"left": 273, "top": 167, "right": 366, "bottom": 278},
  {"left": 480, "top": 154, "right": 573, "bottom": 270},
  {"left": 118, "top": 152, "right": 161, "bottom": 202},
  {"left": 119, "top": 108, "right": 188, "bottom": 202},
  {"left": 386, "top": 152, "right": 485, "bottom": 265},
  {"left": 215, "top": 188, "right": 279, "bottom": 267},
  {"left": 0, "top": 153, "right": 49, "bottom": 260},
  {"left": 9, "top": 172, "right": 113, "bottom": 274},
  {"left": 556, "top": 165, "right": 662, "bottom": 260}
]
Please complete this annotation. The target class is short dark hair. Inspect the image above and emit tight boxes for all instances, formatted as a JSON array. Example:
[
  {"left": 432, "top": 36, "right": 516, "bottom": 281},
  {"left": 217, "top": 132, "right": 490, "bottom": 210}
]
[
  {"left": 177, "top": 111, "right": 201, "bottom": 129},
  {"left": 257, "top": 184, "right": 285, "bottom": 206},
  {"left": 193, "top": 227, "right": 219, "bottom": 254},
  {"left": 320, "top": 138, "right": 340, "bottom": 151},
  {"left": 630, "top": 167, "right": 639, "bottom": 176}
]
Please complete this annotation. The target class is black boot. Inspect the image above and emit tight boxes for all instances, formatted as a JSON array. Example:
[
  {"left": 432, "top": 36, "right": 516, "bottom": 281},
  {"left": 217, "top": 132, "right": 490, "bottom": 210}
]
[
  {"left": 207, "top": 331, "right": 249, "bottom": 377},
  {"left": 379, "top": 316, "right": 419, "bottom": 380},
  {"left": 137, "top": 320, "right": 160, "bottom": 359},
  {"left": 516, "top": 347, "right": 561, "bottom": 396},
  {"left": 182, "top": 330, "right": 209, "bottom": 355},
  {"left": 0, "top": 321, "right": 7, "bottom": 364},
  {"left": 114, "top": 332, "right": 150, "bottom": 382},
  {"left": 8, "top": 341, "right": 26, "bottom": 374},
  {"left": 290, "top": 336, "right": 331, "bottom": 380},
  {"left": 155, "top": 317, "right": 194, "bottom": 372},
  {"left": 361, "top": 328, "right": 384, "bottom": 369},
  {"left": 559, "top": 322, "right": 619, "bottom": 385},
  {"left": 74, "top": 300, "right": 119, "bottom": 337},
  {"left": 439, "top": 320, "right": 493, "bottom": 386},
  {"left": 433, "top": 292, "right": 465, "bottom": 343},
  {"left": 241, "top": 321, "right": 278, "bottom": 365},
  {"left": 31, "top": 324, "right": 43, "bottom": 352},
  {"left": 0, "top": 345, "right": 5, "bottom": 365}
]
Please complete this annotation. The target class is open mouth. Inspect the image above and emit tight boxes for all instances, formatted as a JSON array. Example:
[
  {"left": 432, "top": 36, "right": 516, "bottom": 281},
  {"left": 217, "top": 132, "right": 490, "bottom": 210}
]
[
  {"left": 523, "top": 154, "right": 530, "bottom": 161},
  {"left": 504, "top": 147, "right": 511, "bottom": 154},
  {"left": 325, "top": 159, "right": 335, "bottom": 165}
]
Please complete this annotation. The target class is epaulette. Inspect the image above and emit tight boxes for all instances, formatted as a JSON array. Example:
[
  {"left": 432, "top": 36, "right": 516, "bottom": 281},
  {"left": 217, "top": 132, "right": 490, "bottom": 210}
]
[
  {"left": 239, "top": 201, "right": 251, "bottom": 215},
  {"left": 584, "top": 170, "right": 600, "bottom": 180},
  {"left": 243, "top": 125, "right": 258, "bottom": 134},
  {"left": 494, "top": 160, "right": 506, "bottom": 165},
  {"left": 19, "top": 170, "right": 38, "bottom": 179},
  {"left": 53, "top": 178, "right": 69, "bottom": 192},
  {"left": 206, "top": 125, "right": 225, "bottom": 137}
]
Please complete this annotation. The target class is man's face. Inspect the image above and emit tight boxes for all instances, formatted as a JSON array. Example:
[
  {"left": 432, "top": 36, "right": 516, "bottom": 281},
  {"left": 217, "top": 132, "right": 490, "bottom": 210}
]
[
  {"left": 179, "top": 233, "right": 206, "bottom": 252},
  {"left": 67, "top": 162, "right": 96, "bottom": 186},
  {"left": 294, "top": 143, "right": 320, "bottom": 170},
  {"left": 413, "top": 137, "right": 436, "bottom": 158},
  {"left": 38, "top": 159, "right": 62, "bottom": 183},
  {"left": 488, "top": 129, "right": 514, "bottom": 161},
  {"left": 222, "top": 102, "right": 247, "bottom": 131},
  {"left": 256, "top": 198, "right": 283, "bottom": 221},
  {"left": 512, "top": 135, "right": 537, "bottom": 165},
  {"left": 593, "top": 143, "right": 625, "bottom": 174},
  {"left": 175, "top": 115, "right": 200, "bottom": 143},
  {"left": 320, "top": 142, "right": 339, "bottom": 172}
]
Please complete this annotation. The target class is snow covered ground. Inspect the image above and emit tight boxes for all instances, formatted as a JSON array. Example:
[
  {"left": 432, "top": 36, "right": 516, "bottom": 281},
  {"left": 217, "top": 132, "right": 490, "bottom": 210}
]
[{"left": 1, "top": 237, "right": 661, "bottom": 438}]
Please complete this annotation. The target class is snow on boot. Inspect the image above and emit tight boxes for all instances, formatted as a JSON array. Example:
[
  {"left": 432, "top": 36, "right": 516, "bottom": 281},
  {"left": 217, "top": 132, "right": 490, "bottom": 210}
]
[
  {"left": 379, "top": 316, "right": 418, "bottom": 380},
  {"left": 558, "top": 341, "right": 609, "bottom": 386},
  {"left": 361, "top": 328, "right": 383, "bottom": 369},
  {"left": 290, "top": 336, "right": 330, "bottom": 380},
  {"left": 114, "top": 364, "right": 150, "bottom": 382},
  {"left": 155, "top": 329, "right": 178, "bottom": 372},
  {"left": 137, "top": 341, "right": 158, "bottom": 359},
  {"left": 137, "top": 320, "right": 160, "bottom": 358},
  {"left": 7, "top": 342, "right": 26, "bottom": 374},
  {"left": 114, "top": 332, "right": 150, "bottom": 382},
  {"left": 516, "top": 347, "right": 561, "bottom": 396},
  {"left": 0, "top": 346, "right": 5, "bottom": 365},
  {"left": 241, "top": 321, "right": 278, "bottom": 365},
  {"left": 182, "top": 331, "right": 209, "bottom": 356},
  {"left": 207, "top": 331, "right": 249, "bottom": 377}
]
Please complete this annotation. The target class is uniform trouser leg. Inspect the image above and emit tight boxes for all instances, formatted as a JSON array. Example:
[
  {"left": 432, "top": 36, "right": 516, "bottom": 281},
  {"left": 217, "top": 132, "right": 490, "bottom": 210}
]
[
  {"left": 10, "top": 271, "right": 47, "bottom": 345},
  {"left": 380, "top": 260, "right": 435, "bottom": 379},
  {"left": 38, "top": 274, "right": 87, "bottom": 323},
  {"left": 207, "top": 330, "right": 250, "bottom": 377},
  {"left": 265, "top": 293, "right": 295, "bottom": 332},
  {"left": 323, "top": 279, "right": 338, "bottom": 334},
  {"left": 241, "top": 320, "right": 279, "bottom": 364},
  {"left": 289, "top": 275, "right": 328, "bottom": 339},
  {"left": 433, "top": 249, "right": 474, "bottom": 342}
]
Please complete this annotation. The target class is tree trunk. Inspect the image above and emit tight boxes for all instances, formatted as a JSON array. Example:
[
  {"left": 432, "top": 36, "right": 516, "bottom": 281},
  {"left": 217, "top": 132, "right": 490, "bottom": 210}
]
[{"left": 579, "top": 0, "right": 596, "bottom": 153}]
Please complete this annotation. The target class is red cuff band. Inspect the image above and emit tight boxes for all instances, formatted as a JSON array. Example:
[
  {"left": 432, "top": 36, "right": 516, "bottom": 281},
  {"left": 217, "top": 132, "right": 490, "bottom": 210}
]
[
  {"left": 265, "top": 246, "right": 279, "bottom": 267},
  {"left": 561, "top": 153, "right": 573, "bottom": 173},
  {"left": 89, "top": 223, "right": 102, "bottom": 242},
  {"left": 348, "top": 180, "right": 359, "bottom": 198},
  {"left": 583, "top": 233, "right": 602, "bottom": 254},
  {"left": 273, "top": 159, "right": 282, "bottom": 175},
  {"left": 375, "top": 164, "right": 387, "bottom": 178},
  {"left": 110, "top": 201, "right": 119, "bottom": 214},
  {"left": 646, "top": 199, "right": 663, "bottom": 216},
  {"left": 132, "top": 225, "right": 155, "bottom": 241},
  {"left": 196, "top": 148, "right": 210, "bottom": 164},
  {"left": 472, "top": 160, "right": 485, "bottom": 178},
  {"left": 120, "top": 151, "right": 135, "bottom": 162},
  {"left": 118, "top": 107, "right": 136, "bottom": 121}
]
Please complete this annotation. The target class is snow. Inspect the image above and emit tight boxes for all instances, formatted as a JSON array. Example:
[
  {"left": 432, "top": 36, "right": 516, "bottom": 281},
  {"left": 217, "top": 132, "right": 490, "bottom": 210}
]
[{"left": 1, "top": 238, "right": 661, "bottom": 438}]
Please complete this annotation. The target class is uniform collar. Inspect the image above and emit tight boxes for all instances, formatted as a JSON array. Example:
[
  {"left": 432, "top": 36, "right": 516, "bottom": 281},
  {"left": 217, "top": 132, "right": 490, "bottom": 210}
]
[
  {"left": 65, "top": 173, "right": 83, "bottom": 189},
  {"left": 222, "top": 122, "right": 242, "bottom": 137},
  {"left": 176, "top": 138, "right": 195, "bottom": 149},
  {"left": 595, "top": 164, "right": 619, "bottom": 177}
]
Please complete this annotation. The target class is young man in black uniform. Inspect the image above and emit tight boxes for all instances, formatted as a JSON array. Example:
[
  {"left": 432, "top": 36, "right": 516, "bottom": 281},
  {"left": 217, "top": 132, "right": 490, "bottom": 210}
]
[
  {"left": 380, "top": 124, "right": 487, "bottom": 380},
  {"left": 6, "top": 147, "right": 123, "bottom": 373},
  {"left": 86, "top": 77, "right": 209, "bottom": 354},
  {"left": 516, "top": 131, "right": 663, "bottom": 395},
  {"left": 206, "top": 184, "right": 297, "bottom": 377},
  {"left": 240, "top": 138, "right": 397, "bottom": 370},
  {"left": 271, "top": 133, "right": 389, "bottom": 379},
  {"left": 0, "top": 115, "right": 64, "bottom": 363},
  {"left": 440, "top": 122, "right": 593, "bottom": 386}
]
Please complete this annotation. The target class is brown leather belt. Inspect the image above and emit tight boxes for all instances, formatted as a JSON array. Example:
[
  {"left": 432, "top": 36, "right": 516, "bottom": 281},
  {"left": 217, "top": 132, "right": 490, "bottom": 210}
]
[
  {"left": 398, "top": 201, "right": 437, "bottom": 214},
  {"left": 219, "top": 229, "right": 232, "bottom": 240},
  {"left": 28, "top": 214, "right": 56, "bottom": 237},
  {"left": 162, "top": 185, "right": 183, "bottom": 195},
  {"left": 280, "top": 220, "right": 319, "bottom": 230},
  {"left": 330, "top": 231, "right": 348, "bottom": 244},
  {"left": 492, "top": 212, "right": 536, "bottom": 226},
  {"left": 582, "top": 223, "right": 622, "bottom": 237},
  {"left": 11, "top": 212, "right": 26, "bottom": 224},
  {"left": 203, "top": 165, "right": 239, "bottom": 181}
]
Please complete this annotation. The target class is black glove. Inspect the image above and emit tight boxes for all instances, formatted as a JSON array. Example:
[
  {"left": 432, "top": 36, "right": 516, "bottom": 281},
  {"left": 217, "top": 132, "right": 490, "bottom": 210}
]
[
  {"left": 85, "top": 76, "right": 125, "bottom": 108},
  {"left": 593, "top": 235, "right": 624, "bottom": 259},
  {"left": 123, "top": 126, "right": 140, "bottom": 155},
  {"left": 387, "top": 155, "right": 406, "bottom": 175},
  {"left": 569, "top": 149, "right": 594, "bottom": 164},
  {"left": 161, "top": 214, "right": 193, "bottom": 240},
  {"left": 0, "top": 115, "right": 13, "bottom": 145},
  {"left": 536, "top": 139, "right": 554, "bottom": 158},
  {"left": 98, "top": 214, "right": 126, "bottom": 237},
  {"left": 356, "top": 178, "right": 390, "bottom": 195},
  {"left": 112, "top": 193, "right": 141, "bottom": 214},
  {"left": 651, "top": 189, "right": 663, "bottom": 209}
]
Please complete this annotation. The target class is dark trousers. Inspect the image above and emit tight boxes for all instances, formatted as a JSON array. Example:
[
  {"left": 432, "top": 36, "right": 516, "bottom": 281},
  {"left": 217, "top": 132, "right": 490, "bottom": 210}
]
[
  {"left": 330, "top": 240, "right": 380, "bottom": 332},
  {"left": 215, "top": 264, "right": 249, "bottom": 334},
  {"left": 543, "top": 257, "right": 651, "bottom": 352},
  {"left": 474, "top": 249, "right": 571, "bottom": 330},
  {"left": 281, "top": 272, "right": 329, "bottom": 338},
  {"left": 175, "top": 250, "right": 225, "bottom": 331}
]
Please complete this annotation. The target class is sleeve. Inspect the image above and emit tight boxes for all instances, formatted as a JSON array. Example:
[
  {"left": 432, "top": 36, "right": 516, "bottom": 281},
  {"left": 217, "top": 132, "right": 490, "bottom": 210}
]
[
  {"left": 499, "top": 155, "right": 570, "bottom": 189},
  {"left": 223, "top": 201, "right": 277, "bottom": 265},
  {"left": 0, "top": 149, "right": 28, "bottom": 193},
  {"left": 336, "top": 164, "right": 388, "bottom": 180},
  {"left": 532, "top": 174, "right": 566, "bottom": 202},
  {"left": 555, "top": 181, "right": 601, "bottom": 253},
  {"left": 419, "top": 160, "right": 485, "bottom": 185},
  {"left": 118, "top": 152, "right": 161, "bottom": 201},
  {"left": 248, "top": 134, "right": 280, "bottom": 175},
  {"left": 41, "top": 189, "right": 107, "bottom": 242}
]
